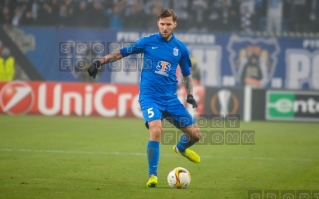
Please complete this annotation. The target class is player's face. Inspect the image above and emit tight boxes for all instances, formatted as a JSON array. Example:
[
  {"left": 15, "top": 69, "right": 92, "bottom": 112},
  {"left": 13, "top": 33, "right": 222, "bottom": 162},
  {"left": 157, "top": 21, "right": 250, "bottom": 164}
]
[{"left": 157, "top": 16, "right": 177, "bottom": 40}]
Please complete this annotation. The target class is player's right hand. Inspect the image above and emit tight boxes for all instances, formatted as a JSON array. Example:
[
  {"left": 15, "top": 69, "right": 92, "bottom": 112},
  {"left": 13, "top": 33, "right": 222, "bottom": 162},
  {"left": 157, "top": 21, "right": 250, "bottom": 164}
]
[
  {"left": 186, "top": 94, "right": 197, "bottom": 108},
  {"left": 87, "top": 60, "right": 102, "bottom": 79}
]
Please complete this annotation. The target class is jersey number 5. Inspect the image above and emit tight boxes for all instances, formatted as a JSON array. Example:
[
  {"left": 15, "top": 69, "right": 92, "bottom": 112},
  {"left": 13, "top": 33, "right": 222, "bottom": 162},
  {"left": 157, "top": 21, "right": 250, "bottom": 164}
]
[{"left": 147, "top": 108, "right": 154, "bottom": 118}]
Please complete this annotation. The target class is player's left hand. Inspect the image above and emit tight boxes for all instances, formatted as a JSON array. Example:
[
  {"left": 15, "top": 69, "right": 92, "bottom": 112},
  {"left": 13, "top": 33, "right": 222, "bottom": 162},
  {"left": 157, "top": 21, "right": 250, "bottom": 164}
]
[
  {"left": 87, "top": 60, "right": 102, "bottom": 79},
  {"left": 186, "top": 94, "right": 197, "bottom": 108}
]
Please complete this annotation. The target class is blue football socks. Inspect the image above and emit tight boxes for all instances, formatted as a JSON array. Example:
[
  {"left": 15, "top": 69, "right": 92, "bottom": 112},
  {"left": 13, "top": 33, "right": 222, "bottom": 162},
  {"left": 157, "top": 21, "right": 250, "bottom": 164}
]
[
  {"left": 147, "top": 140, "right": 160, "bottom": 177},
  {"left": 176, "top": 134, "right": 195, "bottom": 152}
]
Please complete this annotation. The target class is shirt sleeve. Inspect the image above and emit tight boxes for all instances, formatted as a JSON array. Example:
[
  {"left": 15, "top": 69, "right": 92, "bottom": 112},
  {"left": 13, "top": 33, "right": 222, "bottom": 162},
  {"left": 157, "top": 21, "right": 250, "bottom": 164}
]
[
  {"left": 179, "top": 45, "right": 192, "bottom": 77},
  {"left": 120, "top": 37, "right": 145, "bottom": 57}
]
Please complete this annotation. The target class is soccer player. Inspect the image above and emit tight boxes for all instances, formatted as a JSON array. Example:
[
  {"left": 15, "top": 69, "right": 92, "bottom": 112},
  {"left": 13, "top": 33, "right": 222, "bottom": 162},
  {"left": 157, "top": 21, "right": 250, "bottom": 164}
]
[{"left": 87, "top": 8, "right": 202, "bottom": 188}]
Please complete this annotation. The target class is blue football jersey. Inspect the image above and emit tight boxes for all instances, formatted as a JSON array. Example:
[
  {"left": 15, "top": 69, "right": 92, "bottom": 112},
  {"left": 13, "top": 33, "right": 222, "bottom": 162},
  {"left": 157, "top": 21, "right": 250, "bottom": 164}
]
[{"left": 120, "top": 32, "right": 191, "bottom": 98}]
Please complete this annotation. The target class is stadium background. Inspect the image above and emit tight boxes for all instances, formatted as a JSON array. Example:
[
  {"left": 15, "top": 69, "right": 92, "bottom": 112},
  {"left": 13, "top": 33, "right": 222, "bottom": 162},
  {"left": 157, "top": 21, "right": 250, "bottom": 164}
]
[
  {"left": 1, "top": 0, "right": 319, "bottom": 121},
  {"left": 1, "top": 0, "right": 319, "bottom": 198}
]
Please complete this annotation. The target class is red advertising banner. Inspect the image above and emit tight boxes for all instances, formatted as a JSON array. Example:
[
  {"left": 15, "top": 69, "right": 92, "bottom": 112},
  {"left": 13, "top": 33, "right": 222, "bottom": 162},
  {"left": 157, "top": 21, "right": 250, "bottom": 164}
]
[
  {"left": 0, "top": 81, "right": 140, "bottom": 117},
  {"left": 0, "top": 81, "right": 205, "bottom": 117}
]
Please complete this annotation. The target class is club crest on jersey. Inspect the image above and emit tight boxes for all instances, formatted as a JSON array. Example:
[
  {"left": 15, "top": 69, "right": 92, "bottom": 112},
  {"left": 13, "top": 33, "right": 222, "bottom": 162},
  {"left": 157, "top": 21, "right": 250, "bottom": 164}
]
[
  {"left": 155, "top": 61, "right": 171, "bottom": 77},
  {"left": 173, "top": 47, "right": 179, "bottom": 56}
]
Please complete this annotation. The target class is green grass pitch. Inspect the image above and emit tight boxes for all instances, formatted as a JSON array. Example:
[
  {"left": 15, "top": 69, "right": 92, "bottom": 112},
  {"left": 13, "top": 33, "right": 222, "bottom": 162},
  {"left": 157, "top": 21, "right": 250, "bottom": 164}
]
[{"left": 0, "top": 115, "right": 318, "bottom": 199}]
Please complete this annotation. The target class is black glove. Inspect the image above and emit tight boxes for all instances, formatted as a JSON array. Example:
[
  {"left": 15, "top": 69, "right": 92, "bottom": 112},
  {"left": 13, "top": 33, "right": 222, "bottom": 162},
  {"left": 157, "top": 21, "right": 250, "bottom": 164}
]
[
  {"left": 87, "top": 60, "right": 102, "bottom": 79},
  {"left": 186, "top": 94, "right": 197, "bottom": 108}
]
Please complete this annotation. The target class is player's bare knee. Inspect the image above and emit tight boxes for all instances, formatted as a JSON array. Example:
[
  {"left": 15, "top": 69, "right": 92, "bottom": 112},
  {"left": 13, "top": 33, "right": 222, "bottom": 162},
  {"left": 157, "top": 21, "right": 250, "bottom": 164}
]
[
  {"left": 149, "top": 126, "right": 162, "bottom": 141},
  {"left": 150, "top": 126, "right": 162, "bottom": 135}
]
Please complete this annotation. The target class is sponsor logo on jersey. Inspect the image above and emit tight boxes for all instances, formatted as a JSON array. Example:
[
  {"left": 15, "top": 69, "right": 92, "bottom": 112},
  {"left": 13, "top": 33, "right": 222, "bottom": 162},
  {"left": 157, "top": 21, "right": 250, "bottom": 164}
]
[{"left": 155, "top": 61, "right": 171, "bottom": 77}]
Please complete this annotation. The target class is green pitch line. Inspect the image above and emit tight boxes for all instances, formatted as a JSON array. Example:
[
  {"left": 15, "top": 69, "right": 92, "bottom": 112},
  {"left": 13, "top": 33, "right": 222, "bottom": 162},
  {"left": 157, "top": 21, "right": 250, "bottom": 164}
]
[{"left": 0, "top": 148, "right": 317, "bottom": 162}]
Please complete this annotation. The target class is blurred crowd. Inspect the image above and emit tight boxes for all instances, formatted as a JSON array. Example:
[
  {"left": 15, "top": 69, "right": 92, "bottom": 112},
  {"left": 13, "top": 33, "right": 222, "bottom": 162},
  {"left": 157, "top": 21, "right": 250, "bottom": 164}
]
[{"left": 0, "top": 0, "right": 319, "bottom": 33}]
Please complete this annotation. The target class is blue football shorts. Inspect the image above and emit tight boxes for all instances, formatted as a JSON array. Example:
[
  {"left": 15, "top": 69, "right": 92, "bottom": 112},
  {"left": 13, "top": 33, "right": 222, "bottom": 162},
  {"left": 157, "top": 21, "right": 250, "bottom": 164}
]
[{"left": 139, "top": 96, "right": 195, "bottom": 128}]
